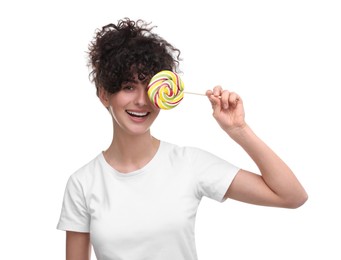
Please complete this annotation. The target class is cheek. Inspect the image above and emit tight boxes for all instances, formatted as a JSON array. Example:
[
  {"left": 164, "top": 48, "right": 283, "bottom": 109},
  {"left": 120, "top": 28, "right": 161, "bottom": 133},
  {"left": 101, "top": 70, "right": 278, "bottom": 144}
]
[{"left": 153, "top": 108, "right": 161, "bottom": 117}]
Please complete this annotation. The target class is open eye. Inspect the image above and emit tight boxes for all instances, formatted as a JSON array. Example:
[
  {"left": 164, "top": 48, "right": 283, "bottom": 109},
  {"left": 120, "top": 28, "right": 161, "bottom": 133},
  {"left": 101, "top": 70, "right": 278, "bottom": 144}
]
[{"left": 122, "top": 85, "right": 134, "bottom": 91}]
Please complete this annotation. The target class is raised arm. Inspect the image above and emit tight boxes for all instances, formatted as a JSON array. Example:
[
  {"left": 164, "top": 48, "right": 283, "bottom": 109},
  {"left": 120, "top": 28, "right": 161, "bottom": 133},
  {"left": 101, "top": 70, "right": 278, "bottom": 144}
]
[
  {"left": 66, "top": 231, "right": 91, "bottom": 260},
  {"left": 206, "top": 86, "right": 308, "bottom": 208}
]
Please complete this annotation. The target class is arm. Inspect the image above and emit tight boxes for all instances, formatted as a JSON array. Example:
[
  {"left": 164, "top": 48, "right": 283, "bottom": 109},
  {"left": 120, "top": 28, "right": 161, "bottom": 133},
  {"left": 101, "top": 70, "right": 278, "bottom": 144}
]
[
  {"left": 206, "top": 87, "right": 308, "bottom": 208},
  {"left": 66, "top": 231, "right": 91, "bottom": 260}
]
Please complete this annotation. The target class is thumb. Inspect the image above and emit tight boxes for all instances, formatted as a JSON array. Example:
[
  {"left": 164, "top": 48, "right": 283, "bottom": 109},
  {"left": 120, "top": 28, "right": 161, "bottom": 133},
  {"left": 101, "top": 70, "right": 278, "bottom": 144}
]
[{"left": 206, "top": 90, "right": 222, "bottom": 113}]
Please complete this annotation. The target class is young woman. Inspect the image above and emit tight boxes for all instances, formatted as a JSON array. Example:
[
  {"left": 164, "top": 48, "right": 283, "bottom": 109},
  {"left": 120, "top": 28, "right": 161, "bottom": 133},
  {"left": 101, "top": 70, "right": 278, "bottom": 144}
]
[{"left": 57, "top": 18, "right": 308, "bottom": 260}]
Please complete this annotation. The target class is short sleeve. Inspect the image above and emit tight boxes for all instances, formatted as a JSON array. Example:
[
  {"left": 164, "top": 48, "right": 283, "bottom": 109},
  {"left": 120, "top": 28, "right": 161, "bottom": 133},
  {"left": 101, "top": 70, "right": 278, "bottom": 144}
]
[
  {"left": 193, "top": 148, "right": 240, "bottom": 202},
  {"left": 57, "top": 175, "right": 90, "bottom": 232}
]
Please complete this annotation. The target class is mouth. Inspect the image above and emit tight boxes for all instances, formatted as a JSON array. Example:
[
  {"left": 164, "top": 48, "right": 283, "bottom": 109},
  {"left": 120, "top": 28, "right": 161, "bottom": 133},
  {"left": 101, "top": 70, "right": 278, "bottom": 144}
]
[{"left": 126, "top": 110, "right": 150, "bottom": 118}]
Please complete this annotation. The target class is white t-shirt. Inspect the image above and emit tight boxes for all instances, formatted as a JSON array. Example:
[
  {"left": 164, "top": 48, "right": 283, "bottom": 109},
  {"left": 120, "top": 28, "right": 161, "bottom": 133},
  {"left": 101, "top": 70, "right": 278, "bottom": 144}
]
[{"left": 57, "top": 141, "right": 239, "bottom": 260}]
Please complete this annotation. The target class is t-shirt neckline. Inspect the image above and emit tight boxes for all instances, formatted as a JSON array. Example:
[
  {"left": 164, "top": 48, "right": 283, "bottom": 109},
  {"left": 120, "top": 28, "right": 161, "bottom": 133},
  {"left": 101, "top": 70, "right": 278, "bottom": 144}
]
[{"left": 99, "top": 141, "right": 164, "bottom": 178}]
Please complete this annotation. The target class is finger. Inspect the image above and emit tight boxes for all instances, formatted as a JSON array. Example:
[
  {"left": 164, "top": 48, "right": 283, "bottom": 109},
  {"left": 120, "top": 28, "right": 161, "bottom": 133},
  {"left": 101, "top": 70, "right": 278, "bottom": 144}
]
[
  {"left": 206, "top": 87, "right": 222, "bottom": 110},
  {"left": 229, "top": 92, "right": 240, "bottom": 108},
  {"left": 205, "top": 89, "right": 213, "bottom": 97},
  {"left": 206, "top": 91, "right": 221, "bottom": 111},
  {"left": 229, "top": 92, "right": 242, "bottom": 107},
  {"left": 221, "top": 90, "right": 230, "bottom": 110},
  {"left": 207, "top": 93, "right": 221, "bottom": 111},
  {"left": 213, "top": 85, "right": 223, "bottom": 97}
]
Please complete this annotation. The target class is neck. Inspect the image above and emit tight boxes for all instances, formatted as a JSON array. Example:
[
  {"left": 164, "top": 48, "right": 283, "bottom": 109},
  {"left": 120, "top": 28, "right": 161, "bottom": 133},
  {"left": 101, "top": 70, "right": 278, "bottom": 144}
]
[{"left": 103, "top": 130, "right": 160, "bottom": 173}]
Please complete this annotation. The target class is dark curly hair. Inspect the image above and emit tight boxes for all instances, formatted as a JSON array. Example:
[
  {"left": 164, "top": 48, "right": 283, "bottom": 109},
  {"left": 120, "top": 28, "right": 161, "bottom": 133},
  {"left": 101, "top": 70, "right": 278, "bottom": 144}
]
[{"left": 88, "top": 18, "right": 181, "bottom": 96}]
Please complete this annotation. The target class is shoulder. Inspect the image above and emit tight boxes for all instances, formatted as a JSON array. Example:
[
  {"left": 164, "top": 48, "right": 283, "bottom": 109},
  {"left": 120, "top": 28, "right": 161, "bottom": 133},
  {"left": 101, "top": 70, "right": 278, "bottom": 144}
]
[
  {"left": 160, "top": 141, "right": 215, "bottom": 162},
  {"left": 161, "top": 141, "right": 202, "bottom": 157},
  {"left": 161, "top": 141, "right": 238, "bottom": 170},
  {"left": 68, "top": 153, "right": 104, "bottom": 184}
]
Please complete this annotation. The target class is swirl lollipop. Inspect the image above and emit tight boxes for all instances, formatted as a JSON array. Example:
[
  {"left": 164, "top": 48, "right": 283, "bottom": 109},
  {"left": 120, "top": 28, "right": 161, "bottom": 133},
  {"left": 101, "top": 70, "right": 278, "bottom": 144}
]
[{"left": 147, "top": 70, "right": 185, "bottom": 110}]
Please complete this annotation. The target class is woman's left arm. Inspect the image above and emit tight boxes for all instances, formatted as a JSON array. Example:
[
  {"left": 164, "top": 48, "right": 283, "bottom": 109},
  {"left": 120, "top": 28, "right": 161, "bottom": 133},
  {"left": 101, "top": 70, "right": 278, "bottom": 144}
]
[{"left": 207, "top": 86, "right": 308, "bottom": 208}]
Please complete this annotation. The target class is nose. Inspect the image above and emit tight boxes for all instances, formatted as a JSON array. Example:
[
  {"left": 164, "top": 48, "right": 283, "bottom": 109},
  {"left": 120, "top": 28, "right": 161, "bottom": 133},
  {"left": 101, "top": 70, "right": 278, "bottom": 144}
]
[{"left": 134, "top": 87, "right": 149, "bottom": 107}]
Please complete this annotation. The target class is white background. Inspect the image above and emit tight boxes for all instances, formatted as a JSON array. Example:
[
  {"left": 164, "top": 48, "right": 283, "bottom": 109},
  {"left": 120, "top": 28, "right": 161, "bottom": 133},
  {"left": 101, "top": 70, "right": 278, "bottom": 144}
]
[{"left": 1, "top": 0, "right": 340, "bottom": 259}]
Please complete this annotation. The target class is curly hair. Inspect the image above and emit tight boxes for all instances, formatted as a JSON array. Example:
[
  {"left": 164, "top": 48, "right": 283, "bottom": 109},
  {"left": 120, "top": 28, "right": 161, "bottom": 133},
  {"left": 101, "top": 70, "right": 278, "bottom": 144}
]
[{"left": 88, "top": 18, "right": 181, "bottom": 96}]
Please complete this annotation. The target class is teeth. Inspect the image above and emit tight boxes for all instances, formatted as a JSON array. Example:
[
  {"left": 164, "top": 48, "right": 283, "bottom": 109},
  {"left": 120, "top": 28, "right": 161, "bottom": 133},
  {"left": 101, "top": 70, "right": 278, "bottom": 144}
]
[{"left": 127, "top": 111, "right": 149, "bottom": 117}]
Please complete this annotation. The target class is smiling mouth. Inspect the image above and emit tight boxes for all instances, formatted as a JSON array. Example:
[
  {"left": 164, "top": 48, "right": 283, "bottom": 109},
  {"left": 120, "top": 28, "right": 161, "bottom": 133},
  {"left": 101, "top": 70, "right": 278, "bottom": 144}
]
[{"left": 126, "top": 111, "right": 150, "bottom": 118}]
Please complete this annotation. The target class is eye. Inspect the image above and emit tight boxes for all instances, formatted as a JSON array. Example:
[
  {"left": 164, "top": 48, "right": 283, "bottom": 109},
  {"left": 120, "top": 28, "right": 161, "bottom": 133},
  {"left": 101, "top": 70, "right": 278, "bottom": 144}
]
[{"left": 122, "top": 85, "right": 134, "bottom": 91}]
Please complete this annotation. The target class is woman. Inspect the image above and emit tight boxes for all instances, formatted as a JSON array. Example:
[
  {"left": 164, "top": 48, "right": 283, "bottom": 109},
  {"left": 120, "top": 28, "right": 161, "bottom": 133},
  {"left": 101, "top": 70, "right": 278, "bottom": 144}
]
[{"left": 57, "top": 18, "right": 308, "bottom": 260}]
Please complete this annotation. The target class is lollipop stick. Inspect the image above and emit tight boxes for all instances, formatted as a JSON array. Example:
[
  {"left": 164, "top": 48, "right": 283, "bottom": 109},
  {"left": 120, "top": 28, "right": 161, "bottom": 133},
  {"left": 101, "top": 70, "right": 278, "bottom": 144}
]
[
  {"left": 184, "top": 91, "right": 206, "bottom": 96},
  {"left": 184, "top": 91, "right": 221, "bottom": 98}
]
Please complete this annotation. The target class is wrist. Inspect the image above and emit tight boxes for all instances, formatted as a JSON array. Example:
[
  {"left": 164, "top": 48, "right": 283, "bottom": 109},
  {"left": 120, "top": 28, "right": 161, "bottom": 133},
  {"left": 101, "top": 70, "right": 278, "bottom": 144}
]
[{"left": 226, "top": 123, "right": 252, "bottom": 142}]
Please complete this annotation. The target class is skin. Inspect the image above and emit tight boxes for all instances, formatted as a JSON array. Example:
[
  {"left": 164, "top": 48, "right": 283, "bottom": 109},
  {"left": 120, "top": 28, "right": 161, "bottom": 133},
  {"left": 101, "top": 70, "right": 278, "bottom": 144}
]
[
  {"left": 206, "top": 87, "right": 307, "bottom": 207},
  {"left": 66, "top": 232, "right": 91, "bottom": 260},
  {"left": 66, "top": 78, "right": 308, "bottom": 259}
]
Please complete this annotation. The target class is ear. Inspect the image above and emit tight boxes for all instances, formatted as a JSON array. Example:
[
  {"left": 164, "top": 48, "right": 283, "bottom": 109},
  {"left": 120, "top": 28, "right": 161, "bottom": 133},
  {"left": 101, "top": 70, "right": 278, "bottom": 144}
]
[{"left": 98, "top": 87, "right": 110, "bottom": 108}]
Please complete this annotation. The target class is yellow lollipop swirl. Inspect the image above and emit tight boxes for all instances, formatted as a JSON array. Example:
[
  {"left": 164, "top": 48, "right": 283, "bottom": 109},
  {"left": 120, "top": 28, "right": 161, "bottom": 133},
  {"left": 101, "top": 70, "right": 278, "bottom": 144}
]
[{"left": 147, "top": 70, "right": 185, "bottom": 110}]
